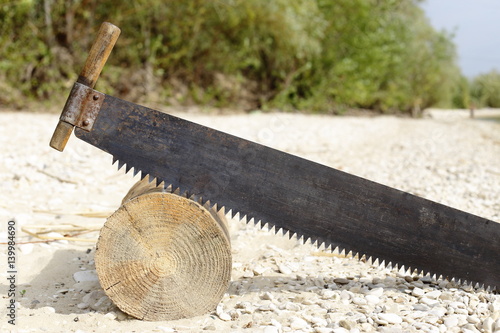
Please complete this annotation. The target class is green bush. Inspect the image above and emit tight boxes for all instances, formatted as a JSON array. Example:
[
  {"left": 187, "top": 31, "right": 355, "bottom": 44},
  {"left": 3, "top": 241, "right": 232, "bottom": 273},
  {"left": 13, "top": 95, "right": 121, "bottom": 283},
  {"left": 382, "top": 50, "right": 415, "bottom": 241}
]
[
  {"left": 470, "top": 70, "right": 500, "bottom": 108},
  {"left": 0, "top": 0, "right": 468, "bottom": 114}
]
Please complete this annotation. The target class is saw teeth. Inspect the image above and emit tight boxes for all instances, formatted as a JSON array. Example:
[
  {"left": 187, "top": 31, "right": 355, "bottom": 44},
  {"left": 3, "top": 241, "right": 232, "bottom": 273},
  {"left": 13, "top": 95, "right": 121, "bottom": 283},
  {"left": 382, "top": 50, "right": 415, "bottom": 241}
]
[
  {"left": 125, "top": 164, "right": 133, "bottom": 174},
  {"left": 155, "top": 178, "right": 163, "bottom": 188},
  {"left": 117, "top": 160, "right": 126, "bottom": 171},
  {"left": 108, "top": 161, "right": 499, "bottom": 292}
]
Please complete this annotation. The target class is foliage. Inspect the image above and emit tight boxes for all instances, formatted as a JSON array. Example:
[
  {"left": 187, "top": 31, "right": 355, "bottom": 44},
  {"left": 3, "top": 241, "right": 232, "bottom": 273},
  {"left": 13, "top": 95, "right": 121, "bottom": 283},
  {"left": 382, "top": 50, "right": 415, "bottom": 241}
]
[
  {"left": 470, "top": 70, "right": 500, "bottom": 108},
  {"left": 0, "top": 0, "right": 475, "bottom": 114}
]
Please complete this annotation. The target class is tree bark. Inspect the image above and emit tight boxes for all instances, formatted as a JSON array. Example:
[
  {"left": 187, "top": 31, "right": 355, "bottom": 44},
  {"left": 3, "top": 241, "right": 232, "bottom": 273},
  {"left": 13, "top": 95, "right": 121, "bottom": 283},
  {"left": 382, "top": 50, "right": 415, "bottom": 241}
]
[{"left": 95, "top": 179, "right": 232, "bottom": 321}]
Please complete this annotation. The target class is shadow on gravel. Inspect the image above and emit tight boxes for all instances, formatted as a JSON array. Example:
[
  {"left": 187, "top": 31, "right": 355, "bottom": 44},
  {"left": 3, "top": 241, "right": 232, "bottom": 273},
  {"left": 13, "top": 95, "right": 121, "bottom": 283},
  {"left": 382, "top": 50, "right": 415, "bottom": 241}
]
[{"left": 18, "top": 248, "right": 110, "bottom": 315}]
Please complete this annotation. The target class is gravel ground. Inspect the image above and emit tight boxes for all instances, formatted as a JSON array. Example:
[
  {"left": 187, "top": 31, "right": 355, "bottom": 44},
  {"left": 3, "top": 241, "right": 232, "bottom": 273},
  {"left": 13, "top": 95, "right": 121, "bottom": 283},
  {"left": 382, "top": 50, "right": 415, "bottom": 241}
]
[{"left": 0, "top": 109, "right": 499, "bottom": 333}]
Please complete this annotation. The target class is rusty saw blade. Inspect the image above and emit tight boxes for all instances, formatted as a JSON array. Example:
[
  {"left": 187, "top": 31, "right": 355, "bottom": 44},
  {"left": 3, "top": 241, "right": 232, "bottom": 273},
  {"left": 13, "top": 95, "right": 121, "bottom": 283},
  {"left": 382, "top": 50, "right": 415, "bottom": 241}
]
[{"left": 63, "top": 88, "right": 499, "bottom": 290}]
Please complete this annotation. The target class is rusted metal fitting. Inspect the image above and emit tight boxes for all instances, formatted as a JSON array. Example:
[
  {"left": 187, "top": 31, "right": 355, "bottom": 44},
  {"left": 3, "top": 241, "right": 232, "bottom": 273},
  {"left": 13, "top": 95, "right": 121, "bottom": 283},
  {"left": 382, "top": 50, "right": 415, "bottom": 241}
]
[{"left": 59, "top": 82, "right": 105, "bottom": 132}]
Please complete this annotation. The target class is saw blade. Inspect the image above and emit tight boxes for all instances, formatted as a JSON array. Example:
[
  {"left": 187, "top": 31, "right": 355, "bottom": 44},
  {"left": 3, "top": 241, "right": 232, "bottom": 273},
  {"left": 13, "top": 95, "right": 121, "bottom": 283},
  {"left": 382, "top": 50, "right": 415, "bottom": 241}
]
[{"left": 75, "top": 94, "right": 500, "bottom": 290}]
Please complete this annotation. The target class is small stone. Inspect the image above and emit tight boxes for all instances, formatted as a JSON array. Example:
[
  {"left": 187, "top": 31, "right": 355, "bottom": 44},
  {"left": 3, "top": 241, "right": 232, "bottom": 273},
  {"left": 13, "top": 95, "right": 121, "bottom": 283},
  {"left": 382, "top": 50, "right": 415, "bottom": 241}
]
[
  {"left": 495, "top": 318, "right": 500, "bottom": 330},
  {"left": 334, "top": 277, "right": 350, "bottom": 285},
  {"left": 116, "top": 310, "right": 128, "bottom": 321},
  {"left": 310, "top": 316, "right": 327, "bottom": 327},
  {"left": 216, "top": 304, "right": 231, "bottom": 321},
  {"left": 271, "top": 319, "right": 282, "bottom": 331},
  {"left": 394, "top": 296, "right": 406, "bottom": 304},
  {"left": 413, "top": 303, "right": 430, "bottom": 311},
  {"left": 41, "top": 306, "right": 56, "bottom": 314},
  {"left": 242, "top": 269, "right": 254, "bottom": 278},
  {"left": 104, "top": 312, "right": 117, "bottom": 320},
  {"left": 439, "top": 292, "right": 454, "bottom": 301},
  {"left": 378, "top": 313, "right": 403, "bottom": 324},
  {"left": 428, "top": 307, "right": 446, "bottom": 318},
  {"left": 77, "top": 303, "right": 89, "bottom": 309},
  {"left": 352, "top": 297, "right": 367, "bottom": 305},
  {"left": 340, "top": 290, "right": 352, "bottom": 301},
  {"left": 365, "top": 295, "right": 381, "bottom": 305},
  {"left": 73, "top": 270, "right": 98, "bottom": 283},
  {"left": 258, "top": 303, "right": 276, "bottom": 312},
  {"left": 261, "top": 292, "right": 274, "bottom": 301},
  {"left": 420, "top": 297, "right": 440, "bottom": 307},
  {"left": 467, "top": 316, "right": 480, "bottom": 324},
  {"left": 426, "top": 290, "right": 442, "bottom": 299},
  {"left": 290, "top": 317, "right": 308, "bottom": 330},
  {"left": 253, "top": 265, "right": 268, "bottom": 276},
  {"left": 284, "top": 302, "right": 301, "bottom": 311},
  {"left": 278, "top": 264, "right": 292, "bottom": 275},
  {"left": 263, "top": 326, "right": 279, "bottom": 333},
  {"left": 367, "top": 287, "right": 384, "bottom": 297},
  {"left": 339, "top": 319, "right": 356, "bottom": 330},
  {"left": 482, "top": 317, "right": 494, "bottom": 333},
  {"left": 462, "top": 323, "right": 480, "bottom": 333},
  {"left": 412, "top": 287, "right": 425, "bottom": 297},
  {"left": 321, "top": 289, "right": 336, "bottom": 299},
  {"left": 236, "top": 301, "right": 254, "bottom": 314},
  {"left": 444, "top": 315, "right": 459, "bottom": 328}
]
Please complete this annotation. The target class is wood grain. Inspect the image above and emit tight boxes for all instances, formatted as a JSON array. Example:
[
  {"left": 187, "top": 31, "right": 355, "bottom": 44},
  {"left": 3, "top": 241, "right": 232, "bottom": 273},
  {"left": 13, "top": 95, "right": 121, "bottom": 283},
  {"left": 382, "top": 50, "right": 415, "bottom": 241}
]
[
  {"left": 77, "top": 22, "right": 120, "bottom": 88},
  {"left": 95, "top": 179, "right": 232, "bottom": 321}
]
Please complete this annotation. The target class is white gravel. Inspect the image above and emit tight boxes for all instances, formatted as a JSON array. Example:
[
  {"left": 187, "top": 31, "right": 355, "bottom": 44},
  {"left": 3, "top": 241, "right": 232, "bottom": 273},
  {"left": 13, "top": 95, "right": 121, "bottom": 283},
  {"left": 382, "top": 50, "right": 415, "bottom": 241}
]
[{"left": 0, "top": 109, "right": 499, "bottom": 333}]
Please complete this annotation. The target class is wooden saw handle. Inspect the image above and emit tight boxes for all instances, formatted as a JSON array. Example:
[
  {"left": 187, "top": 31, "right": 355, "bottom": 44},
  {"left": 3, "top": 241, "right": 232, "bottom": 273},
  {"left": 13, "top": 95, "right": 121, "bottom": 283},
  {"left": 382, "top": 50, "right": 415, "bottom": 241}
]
[{"left": 50, "top": 22, "right": 121, "bottom": 151}]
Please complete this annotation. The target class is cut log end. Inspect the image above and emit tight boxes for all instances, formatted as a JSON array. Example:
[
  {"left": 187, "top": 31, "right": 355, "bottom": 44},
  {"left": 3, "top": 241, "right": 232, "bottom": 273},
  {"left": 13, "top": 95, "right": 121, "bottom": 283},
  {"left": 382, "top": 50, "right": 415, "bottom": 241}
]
[{"left": 95, "top": 180, "right": 232, "bottom": 321}]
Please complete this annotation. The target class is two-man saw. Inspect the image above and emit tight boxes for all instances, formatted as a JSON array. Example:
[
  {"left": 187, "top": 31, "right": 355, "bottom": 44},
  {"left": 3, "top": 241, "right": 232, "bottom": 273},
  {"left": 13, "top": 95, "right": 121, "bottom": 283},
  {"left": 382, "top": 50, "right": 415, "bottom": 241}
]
[{"left": 50, "top": 23, "right": 499, "bottom": 290}]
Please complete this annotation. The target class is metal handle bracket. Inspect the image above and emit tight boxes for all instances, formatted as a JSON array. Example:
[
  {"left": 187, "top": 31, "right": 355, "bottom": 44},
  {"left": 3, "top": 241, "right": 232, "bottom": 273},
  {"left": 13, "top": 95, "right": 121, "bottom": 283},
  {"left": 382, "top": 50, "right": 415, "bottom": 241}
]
[{"left": 59, "top": 82, "right": 105, "bottom": 132}]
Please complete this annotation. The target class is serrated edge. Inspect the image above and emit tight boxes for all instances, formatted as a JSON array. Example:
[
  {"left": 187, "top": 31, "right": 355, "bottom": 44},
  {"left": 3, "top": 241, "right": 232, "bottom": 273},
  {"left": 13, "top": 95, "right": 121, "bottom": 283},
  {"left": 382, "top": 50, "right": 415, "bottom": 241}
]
[{"left": 111, "top": 155, "right": 499, "bottom": 292}]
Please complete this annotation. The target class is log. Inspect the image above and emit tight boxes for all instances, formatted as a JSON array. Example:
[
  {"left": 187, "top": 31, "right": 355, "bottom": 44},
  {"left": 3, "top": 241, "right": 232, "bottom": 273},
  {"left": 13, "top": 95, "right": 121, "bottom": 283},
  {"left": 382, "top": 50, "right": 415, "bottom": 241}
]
[{"left": 95, "top": 179, "right": 232, "bottom": 321}]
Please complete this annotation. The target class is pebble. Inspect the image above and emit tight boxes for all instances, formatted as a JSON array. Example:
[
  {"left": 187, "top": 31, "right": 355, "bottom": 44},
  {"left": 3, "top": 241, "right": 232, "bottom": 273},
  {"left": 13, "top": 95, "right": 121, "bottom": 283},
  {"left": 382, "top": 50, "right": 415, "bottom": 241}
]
[
  {"left": 420, "top": 297, "right": 440, "bottom": 307},
  {"left": 367, "top": 287, "right": 384, "bottom": 297},
  {"left": 216, "top": 304, "right": 232, "bottom": 321},
  {"left": 290, "top": 317, "right": 308, "bottom": 330},
  {"left": 334, "top": 277, "right": 350, "bottom": 285},
  {"left": 321, "top": 289, "right": 336, "bottom": 299},
  {"left": 482, "top": 317, "right": 494, "bottom": 332},
  {"left": 365, "top": 295, "right": 381, "bottom": 305},
  {"left": 261, "top": 292, "right": 274, "bottom": 301},
  {"left": 444, "top": 315, "right": 459, "bottom": 328},
  {"left": 253, "top": 265, "right": 268, "bottom": 276},
  {"left": 278, "top": 264, "right": 292, "bottom": 275},
  {"left": 104, "top": 312, "right": 117, "bottom": 320},
  {"left": 262, "top": 326, "right": 279, "bottom": 333},
  {"left": 426, "top": 290, "right": 442, "bottom": 299},
  {"left": 412, "top": 287, "right": 425, "bottom": 297},
  {"left": 73, "top": 270, "right": 98, "bottom": 283},
  {"left": 378, "top": 313, "right": 403, "bottom": 324},
  {"left": 40, "top": 306, "right": 56, "bottom": 314}
]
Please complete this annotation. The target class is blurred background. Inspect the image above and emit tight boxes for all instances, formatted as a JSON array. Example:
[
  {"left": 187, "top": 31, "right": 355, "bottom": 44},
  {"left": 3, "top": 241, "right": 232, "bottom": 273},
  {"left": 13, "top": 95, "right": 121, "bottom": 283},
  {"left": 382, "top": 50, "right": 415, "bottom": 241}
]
[{"left": 1, "top": 0, "right": 499, "bottom": 115}]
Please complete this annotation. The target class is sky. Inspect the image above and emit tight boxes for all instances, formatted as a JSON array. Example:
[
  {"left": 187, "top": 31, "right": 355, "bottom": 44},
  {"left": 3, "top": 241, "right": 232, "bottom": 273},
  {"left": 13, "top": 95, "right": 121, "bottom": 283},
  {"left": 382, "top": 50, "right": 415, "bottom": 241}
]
[{"left": 420, "top": 0, "right": 500, "bottom": 78}]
